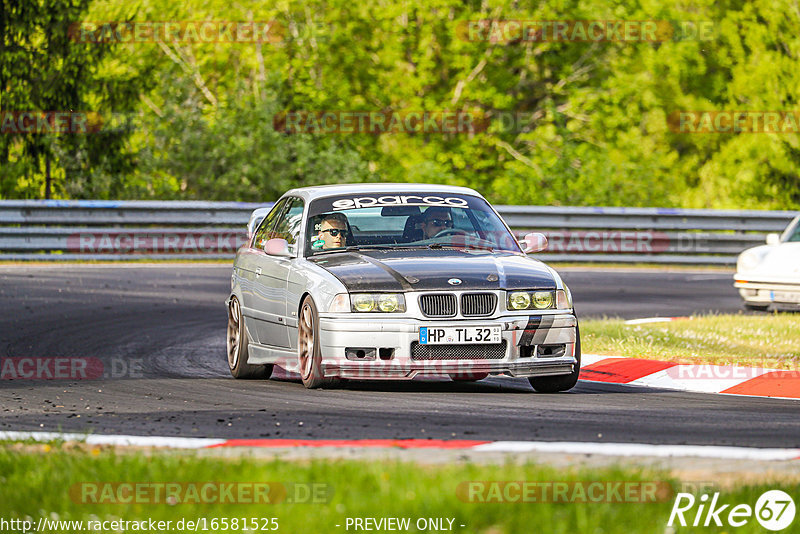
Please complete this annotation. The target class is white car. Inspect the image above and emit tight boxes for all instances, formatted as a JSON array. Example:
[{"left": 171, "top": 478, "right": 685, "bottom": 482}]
[{"left": 734, "top": 214, "right": 800, "bottom": 310}]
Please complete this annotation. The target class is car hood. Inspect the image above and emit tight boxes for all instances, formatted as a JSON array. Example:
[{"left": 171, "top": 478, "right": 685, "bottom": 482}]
[
  {"left": 741, "top": 243, "right": 800, "bottom": 279},
  {"left": 307, "top": 249, "right": 556, "bottom": 292}
]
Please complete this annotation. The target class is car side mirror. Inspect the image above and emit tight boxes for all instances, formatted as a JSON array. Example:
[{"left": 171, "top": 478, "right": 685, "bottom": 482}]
[
  {"left": 520, "top": 232, "right": 548, "bottom": 253},
  {"left": 264, "top": 238, "right": 291, "bottom": 257},
  {"left": 766, "top": 233, "right": 781, "bottom": 246}
]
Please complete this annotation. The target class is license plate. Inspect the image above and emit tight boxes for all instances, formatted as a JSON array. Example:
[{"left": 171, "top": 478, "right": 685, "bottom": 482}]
[
  {"left": 772, "top": 291, "right": 800, "bottom": 303},
  {"left": 419, "top": 326, "right": 501, "bottom": 345}
]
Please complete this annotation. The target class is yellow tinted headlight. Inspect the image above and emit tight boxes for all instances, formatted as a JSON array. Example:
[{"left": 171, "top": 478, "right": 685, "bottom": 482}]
[
  {"left": 350, "top": 293, "right": 405, "bottom": 312},
  {"left": 508, "top": 291, "right": 531, "bottom": 310},
  {"left": 378, "top": 294, "right": 400, "bottom": 312},
  {"left": 352, "top": 294, "right": 376, "bottom": 312},
  {"left": 532, "top": 291, "right": 554, "bottom": 309}
]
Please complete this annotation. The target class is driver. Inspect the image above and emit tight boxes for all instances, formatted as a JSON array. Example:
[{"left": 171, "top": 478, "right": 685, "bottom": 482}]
[
  {"left": 420, "top": 207, "right": 453, "bottom": 239},
  {"left": 313, "top": 213, "right": 348, "bottom": 249}
]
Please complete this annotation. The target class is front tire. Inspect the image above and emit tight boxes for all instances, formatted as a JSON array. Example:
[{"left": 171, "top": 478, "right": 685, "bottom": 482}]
[
  {"left": 298, "top": 296, "right": 338, "bottom": 389},
  {"left": 744, "top": 302, "right": 769, "bottom": 312},
  {"left": 227, "top": 296, "right": 273, "bottom": 379},
  {"left": 528, "top": 325, "right": 581, "bottom": 393}
]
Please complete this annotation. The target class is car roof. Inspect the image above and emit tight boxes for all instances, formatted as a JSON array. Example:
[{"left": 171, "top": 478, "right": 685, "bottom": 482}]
[{"left": 280, "top": 183, "right": 485, "bottom": 203}]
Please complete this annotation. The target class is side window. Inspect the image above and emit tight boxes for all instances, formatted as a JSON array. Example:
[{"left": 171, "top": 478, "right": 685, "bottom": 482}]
[
  {"left": 270, "top": 197, "right": 305, "bottom": 254},
  {"left": 253, "top": 199, "right": 287, "bottom": 250}
]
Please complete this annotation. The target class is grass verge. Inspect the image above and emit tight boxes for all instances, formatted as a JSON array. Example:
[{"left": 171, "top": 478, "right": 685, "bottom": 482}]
[
  {"left": 582, "top": 313, "right": 800, "bottom": 369},
  {"left": 0, "top": 443, "right": 797, "bottom": 533}
]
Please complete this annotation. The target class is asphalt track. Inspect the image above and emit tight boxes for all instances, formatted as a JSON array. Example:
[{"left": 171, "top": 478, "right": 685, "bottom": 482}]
[{"left": 1, "top": 263, "right": 798, "bottom": 448}]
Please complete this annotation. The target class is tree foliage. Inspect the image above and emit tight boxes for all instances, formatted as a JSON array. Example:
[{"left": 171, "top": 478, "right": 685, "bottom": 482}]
[
  {"left": 1, "top": 0, "right": 799, "bottom": 208},
  {"left": 0, "top": 0, "right": 151, "bottom": 198}
]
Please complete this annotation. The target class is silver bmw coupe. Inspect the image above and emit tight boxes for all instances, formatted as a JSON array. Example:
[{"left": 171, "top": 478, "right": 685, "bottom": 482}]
[{"left": 227, "top": 184, "right": 580, "bottom": 392}]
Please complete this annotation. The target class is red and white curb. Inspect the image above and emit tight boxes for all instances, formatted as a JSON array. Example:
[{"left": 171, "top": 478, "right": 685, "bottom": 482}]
[
  {"left": 581, "top": 354, "right": 800, "bottom": 399},
  {"left": 624, "top": 317, "right": 689, "bottom": 325},
  {"left": 1, "top": 431, "right": 799, "bottom": 461}
]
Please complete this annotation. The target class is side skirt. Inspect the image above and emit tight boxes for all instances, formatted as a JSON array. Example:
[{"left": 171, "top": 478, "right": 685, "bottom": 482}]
[{"left": 247, "top": 343, "right": 298, "bottom": 372}]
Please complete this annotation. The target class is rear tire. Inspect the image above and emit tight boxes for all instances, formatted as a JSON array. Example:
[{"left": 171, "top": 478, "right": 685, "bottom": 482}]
[
  {"left": 227, "top": 296, "right": 273, "bottom": 379},
  {"left": 528, "top": 324, "right": 581, "bottom": 393}
]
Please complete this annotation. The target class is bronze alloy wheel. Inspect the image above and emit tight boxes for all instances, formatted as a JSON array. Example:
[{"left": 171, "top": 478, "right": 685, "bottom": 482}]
[
  {"left": 227, "top": 296, "right": 273, "bottom": 380},
  {"left": 227, "top": 297, "right": 242, "bottom": 369},
  {"left": 298, "top": 296, "right": 337, "bottom": 388}
]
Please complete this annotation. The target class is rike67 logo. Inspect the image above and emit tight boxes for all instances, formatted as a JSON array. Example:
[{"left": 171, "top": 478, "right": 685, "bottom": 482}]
[{"left": 669, "top": 490, "right": 795, "bottom": 531}]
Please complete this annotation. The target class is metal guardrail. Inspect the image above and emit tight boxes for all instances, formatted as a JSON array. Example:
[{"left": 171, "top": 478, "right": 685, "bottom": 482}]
[{"left": 0, "top": 200, "right": 796, "bottom": 264}]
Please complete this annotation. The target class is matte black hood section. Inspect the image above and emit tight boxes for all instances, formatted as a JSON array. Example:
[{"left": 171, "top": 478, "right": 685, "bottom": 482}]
[{"left": 308, "top": 249, "right": 556, "bottom": 292}]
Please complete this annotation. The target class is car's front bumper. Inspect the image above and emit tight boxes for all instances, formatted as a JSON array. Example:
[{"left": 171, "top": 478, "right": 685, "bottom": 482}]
[
  {"left": 734, "top": 276, "right": 800, "bottom": 307},
  {"left": 316, "top": 313, "right": 578, "bottom": 380}
]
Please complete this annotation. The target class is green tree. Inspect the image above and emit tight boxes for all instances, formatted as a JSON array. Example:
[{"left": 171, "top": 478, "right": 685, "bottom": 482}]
[{"left": 0, "top": 0, "right": 147, "bottom": 199}]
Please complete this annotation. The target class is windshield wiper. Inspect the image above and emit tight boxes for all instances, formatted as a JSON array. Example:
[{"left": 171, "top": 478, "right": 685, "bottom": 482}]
[
  {"left": 423, "top": 243, "right": 496, "bottom": 252},
  {"left": 312, "top": 246, "right": 361, "bottom": 255},
  {"left": 461, "top": 244, "right": 495, "bottom": 252},
  {"left": 312, "top": 243, "right": 495, "bottom": 255},
  {"left": 312, "top": 244, "right": 398, "bottom": 255},
  {"left": 392, "top": 243, "right": 474, "bottom": 250},
  {"left": 354, "top": 244, "right": 401, "bottom": 250}
]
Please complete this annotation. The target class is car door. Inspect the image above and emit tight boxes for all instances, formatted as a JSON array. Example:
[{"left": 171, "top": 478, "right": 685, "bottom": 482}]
[
  {"left": 238, "top": 199, "right": 287, "bottom": 344},
  {"left": 251, "top": 197, "right": 305, "bottom": 349}
]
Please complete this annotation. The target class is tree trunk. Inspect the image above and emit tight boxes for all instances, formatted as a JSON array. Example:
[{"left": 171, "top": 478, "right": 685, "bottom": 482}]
[{"left": 45, "top": 153, "right": 51, "bottom": 199}]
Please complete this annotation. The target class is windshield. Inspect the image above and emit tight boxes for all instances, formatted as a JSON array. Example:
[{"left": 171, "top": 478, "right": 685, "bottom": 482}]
[
  {"left": 305, "top": 193, "right": 522, "bottom": 256},
  {"left": 785, "top": 218, "right": 800, "bottom": 242}
]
